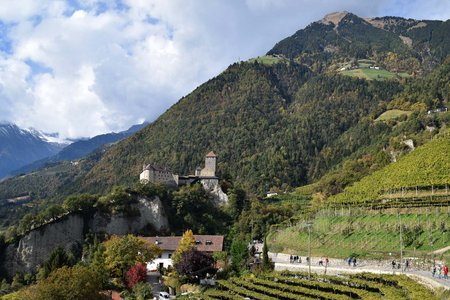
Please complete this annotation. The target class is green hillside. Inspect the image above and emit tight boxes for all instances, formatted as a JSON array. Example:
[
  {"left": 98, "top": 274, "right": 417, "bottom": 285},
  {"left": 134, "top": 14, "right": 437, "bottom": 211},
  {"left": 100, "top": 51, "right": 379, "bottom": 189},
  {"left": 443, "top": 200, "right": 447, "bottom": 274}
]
[
  {"left": 268, "top": 13, "right": 450, "bottom": 73},
  {"left": 269, "top": 208, "right": 450, "bottom": 258},
  {"left": 329, "top": 135, "right": 450, "bottom": 205},
  {"left": 0, "top": 13, "right": 448, "bottom": 224}
]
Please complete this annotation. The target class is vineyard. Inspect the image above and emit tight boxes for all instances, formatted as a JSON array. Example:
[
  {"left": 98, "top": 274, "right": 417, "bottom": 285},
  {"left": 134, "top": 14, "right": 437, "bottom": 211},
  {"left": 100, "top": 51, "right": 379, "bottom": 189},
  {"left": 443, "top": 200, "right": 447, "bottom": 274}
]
[
  {"left": 268, "top": 207, "right": 450, "bottom": 259},
  {"left": 328, "top": 136, "right": 450, "bottom": 206},
  {"left": 200, "top": 271, "right": 437, "bottom": 300}
]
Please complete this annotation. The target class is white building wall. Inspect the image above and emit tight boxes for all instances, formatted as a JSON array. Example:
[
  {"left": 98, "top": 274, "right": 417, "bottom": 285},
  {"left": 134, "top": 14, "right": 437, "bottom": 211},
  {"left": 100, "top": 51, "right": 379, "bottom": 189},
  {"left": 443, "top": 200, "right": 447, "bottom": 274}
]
[{"left": 147, "top": 250, "right": 174, "bottom": 271}]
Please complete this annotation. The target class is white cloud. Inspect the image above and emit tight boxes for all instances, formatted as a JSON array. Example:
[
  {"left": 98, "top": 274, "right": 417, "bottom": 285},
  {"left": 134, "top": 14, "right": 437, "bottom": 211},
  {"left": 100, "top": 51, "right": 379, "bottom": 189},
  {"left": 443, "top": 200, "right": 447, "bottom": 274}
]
[{"left": 0, "top": 0, "right": 448, "bottom": 139}]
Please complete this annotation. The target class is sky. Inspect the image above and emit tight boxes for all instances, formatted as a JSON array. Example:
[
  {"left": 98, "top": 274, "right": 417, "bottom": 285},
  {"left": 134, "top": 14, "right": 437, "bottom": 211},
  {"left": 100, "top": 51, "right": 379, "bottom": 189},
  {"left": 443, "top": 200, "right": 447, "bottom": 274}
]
[{"left": 0, "top": 0, "right": 449, "bottom": 140}]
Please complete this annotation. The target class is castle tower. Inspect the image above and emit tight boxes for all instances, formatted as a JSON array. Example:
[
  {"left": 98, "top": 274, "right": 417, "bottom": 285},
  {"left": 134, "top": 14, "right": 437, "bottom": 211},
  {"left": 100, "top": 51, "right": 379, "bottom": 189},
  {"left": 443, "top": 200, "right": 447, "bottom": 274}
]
[{"left": 201, "top": 151, "right": 217, "bottom": 177}]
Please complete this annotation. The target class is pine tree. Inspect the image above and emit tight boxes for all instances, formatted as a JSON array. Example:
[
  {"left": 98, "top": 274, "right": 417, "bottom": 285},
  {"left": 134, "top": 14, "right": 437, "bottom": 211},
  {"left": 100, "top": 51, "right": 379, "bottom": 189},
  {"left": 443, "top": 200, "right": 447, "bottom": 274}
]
[{"left": 262, "top": 236, "right": 271, "bottom": 271}]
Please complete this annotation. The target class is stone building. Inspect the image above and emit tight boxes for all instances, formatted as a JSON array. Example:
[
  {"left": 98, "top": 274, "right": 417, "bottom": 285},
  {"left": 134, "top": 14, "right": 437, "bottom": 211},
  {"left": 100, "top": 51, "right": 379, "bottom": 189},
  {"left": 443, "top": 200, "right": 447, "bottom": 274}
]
[
  {"left": 139, "top": 164, "right": 178, "bottom": 187},
  {"left": 139, "top": 151, "right": 228, "bottom": 205}
]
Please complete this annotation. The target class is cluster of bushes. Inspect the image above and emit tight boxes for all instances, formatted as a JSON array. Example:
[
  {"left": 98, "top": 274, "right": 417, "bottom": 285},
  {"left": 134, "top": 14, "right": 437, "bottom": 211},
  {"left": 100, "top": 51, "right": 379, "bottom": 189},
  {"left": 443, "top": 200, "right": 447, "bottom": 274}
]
[{"left": 0, "top": 235, "right": 159, "bottom": 300}]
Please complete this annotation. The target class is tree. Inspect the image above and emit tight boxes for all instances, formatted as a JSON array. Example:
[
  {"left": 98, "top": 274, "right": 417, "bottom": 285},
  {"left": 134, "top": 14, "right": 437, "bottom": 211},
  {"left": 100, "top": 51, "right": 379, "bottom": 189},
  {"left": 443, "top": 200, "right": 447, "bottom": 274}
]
[
  {"left": 104, "top": 235, "right": 161, "bottom": 285},
  {"left": 227, "top": 187, "right": 247, "bottom": 220},
  {"left": 262, "top": 236, "right": 271, "bottom": 271},
  {"left": 171, "top": 229, "right": 195, "bottom": 266},
  {"left": 18, "top": 265, "right": 103, "bottom": 300},
  {"left": 38, "top": 246, "right": 75, "bottom": 280},
  {"left": 41, "top": 204, "right": 65, "bottom": 222},
  {"left": 10, "top": 274, "right": 24, "bottom": 291},
  {"left": 173, "top": 248, "right": 214, "bottom": 280},
  {"left": 230, "top": 238, "right": 249, "bottom": 273},
  {"left": 131, "top": 282, "right": 153, "bottom": 300},
  {"left": 63, "top": 194, "right": 97, "bottom": 212},
  {"left": 126, "top": 263, "right": 147, "bottom": 289},
  {"left": 18, "top": 213, "right": 34, "bottom": 234}
]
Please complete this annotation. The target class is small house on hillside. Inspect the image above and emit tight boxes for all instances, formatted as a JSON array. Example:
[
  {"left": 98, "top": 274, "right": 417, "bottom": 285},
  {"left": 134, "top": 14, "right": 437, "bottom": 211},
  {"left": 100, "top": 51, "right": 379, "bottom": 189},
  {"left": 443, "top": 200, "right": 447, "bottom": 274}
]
[{"left": 142, "top": 235, "right": 224, "bottom": 271}]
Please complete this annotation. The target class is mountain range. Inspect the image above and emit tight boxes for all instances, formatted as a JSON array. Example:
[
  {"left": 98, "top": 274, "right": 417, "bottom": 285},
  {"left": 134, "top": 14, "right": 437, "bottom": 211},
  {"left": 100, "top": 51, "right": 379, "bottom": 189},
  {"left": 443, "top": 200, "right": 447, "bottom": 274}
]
[
  {"left": 0, "top": 12, "right": 448, "bottom": 225},
  {"left": 0, "top": 122, "right": 147, "bottom": 180},
  {"left": 0, "top": 123, "right": 66, "bottom": 179}
]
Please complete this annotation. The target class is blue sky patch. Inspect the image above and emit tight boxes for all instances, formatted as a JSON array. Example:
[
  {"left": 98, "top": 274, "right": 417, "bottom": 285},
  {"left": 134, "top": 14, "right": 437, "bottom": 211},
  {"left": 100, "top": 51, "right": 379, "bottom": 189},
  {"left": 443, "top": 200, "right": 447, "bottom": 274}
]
[
  {"left": 0, "top": 21, "right": 13, "bottom": 55},
  {"left": 25, "top": 59, "right": 53, "bottom": 76}
]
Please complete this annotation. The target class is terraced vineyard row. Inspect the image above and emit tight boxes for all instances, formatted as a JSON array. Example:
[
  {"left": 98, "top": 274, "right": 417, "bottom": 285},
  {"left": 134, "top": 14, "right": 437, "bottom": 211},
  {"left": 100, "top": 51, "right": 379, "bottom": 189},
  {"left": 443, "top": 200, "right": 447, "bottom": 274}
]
[{"left": 201, "top": 271, "right": 437, "bottom": 300}]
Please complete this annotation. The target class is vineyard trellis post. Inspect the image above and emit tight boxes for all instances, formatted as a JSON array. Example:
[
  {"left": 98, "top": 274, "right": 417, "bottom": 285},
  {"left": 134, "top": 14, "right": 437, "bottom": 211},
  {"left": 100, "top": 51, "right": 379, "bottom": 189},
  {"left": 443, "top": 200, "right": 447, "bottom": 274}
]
[
  {"left": 305, "top": 221, "right": 313, "bottom": 280},
  {"left": 398, "top": 211, "right": 403, "bottom": 273}
]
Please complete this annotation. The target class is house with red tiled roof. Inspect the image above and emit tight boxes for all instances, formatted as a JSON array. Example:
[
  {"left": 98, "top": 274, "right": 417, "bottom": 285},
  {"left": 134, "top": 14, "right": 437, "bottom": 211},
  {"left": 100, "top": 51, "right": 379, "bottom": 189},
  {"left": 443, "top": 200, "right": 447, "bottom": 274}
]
[{"left": 142, "top": 235, "right": 224, "bottom": 271}]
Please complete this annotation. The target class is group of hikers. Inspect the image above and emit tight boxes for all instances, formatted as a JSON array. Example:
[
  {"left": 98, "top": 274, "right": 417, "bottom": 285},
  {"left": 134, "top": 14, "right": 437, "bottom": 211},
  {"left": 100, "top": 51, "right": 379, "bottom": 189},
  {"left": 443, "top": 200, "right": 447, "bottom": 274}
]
[
  {"left": 347, "top": 256, "right": 357, "bottom": 267},
  {"left": 391, "top": 259, "right": 410, "bottom": 271},
  {"left": 432, "top": 264, "right": 449, "bottom": 279},
  {"left": 289, "top": 255, "right": 330, "bottom": 267},
  {"left": 289, "top": 255, "right": 302, "bottom": 263}
]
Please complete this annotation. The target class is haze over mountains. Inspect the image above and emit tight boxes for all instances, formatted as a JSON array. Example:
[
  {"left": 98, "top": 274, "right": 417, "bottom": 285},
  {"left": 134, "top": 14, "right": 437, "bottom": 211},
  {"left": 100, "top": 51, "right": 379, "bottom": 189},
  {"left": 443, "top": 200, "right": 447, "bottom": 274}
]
[{"left": 0, "top": 11, "right": 448, "bottom": 217}]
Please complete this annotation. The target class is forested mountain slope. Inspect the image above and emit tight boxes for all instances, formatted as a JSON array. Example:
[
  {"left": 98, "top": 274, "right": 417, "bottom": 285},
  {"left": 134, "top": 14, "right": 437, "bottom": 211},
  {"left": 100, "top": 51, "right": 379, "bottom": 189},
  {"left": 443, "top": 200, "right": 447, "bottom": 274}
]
[
  {"left": 268, "top": 12, "right": 450, "bottom": 73},
  {"left": 0, "top": 12, "right": 448, "bottom": 205}
]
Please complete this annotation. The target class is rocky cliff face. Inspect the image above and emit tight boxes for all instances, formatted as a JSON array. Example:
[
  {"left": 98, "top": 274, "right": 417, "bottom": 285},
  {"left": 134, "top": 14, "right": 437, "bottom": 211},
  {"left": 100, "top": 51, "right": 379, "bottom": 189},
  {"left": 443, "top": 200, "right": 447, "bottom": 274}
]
[
  {"left": 200, "top": 178, "right": 228, "bottom": 206},
  {"left": 0, "top": 196, "right": 168, "bottom": 278}
]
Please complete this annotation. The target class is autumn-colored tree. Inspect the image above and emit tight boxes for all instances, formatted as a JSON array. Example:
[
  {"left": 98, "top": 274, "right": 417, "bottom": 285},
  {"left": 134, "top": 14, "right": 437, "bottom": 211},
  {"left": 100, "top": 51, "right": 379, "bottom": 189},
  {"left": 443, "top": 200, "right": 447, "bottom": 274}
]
[
  {"left": 171, "top": 229, "right": 195, "bottom": 266},
  {"left": 104, "top": 235, "right": 161, "bottom": 285},
  {"left": 126, "top": 263, "right": 147, "bottom": 289},
  {"left": 17, "top": 265, "right": 103, "bottom": 300},
  {"left": 173, "top": 248, "right": 214, "bottom": 279}
]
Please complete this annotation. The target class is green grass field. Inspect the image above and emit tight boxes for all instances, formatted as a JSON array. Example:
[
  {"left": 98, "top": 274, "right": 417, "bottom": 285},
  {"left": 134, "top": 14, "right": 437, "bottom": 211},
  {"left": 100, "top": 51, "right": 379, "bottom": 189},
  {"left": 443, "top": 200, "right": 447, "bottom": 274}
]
[
  {"left": 341, "top": 68, "right": 411, "bottom": 80},
  {"left": 375, "top": 109, "right": 413, "bottom": 121},
  {"left": 248, "top": 55, "right": 286, "bottom": 65}
]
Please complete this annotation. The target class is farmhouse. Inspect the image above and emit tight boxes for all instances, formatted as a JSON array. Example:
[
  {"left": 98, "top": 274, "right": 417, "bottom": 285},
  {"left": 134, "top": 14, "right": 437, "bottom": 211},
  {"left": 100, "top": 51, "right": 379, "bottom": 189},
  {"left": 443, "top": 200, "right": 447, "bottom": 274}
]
[{"left": 142, "top": 235, "right": 224, "bottom": 271}]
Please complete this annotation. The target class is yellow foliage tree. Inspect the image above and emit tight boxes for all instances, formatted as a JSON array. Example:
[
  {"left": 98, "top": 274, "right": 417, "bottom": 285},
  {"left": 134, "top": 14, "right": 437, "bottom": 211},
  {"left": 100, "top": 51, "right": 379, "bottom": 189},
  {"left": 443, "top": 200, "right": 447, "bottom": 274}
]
[{"left": 171, "top": 229, "right": 195, "bottom": 266}]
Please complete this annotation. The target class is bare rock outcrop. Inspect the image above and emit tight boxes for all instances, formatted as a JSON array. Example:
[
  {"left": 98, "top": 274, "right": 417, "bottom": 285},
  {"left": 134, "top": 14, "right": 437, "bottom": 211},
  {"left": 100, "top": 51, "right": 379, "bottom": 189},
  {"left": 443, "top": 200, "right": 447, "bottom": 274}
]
[{"left": 0, "top": 196, "right": 168, "bottom": 277}]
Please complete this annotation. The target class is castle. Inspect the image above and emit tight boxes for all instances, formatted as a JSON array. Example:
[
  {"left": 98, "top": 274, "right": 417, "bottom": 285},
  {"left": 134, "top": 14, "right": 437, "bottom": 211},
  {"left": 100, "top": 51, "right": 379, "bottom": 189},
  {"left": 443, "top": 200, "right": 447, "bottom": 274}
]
[
  {"left": 139, "top": 151, "right": 228, "bottom": 205},
  {"left": 139, "top": 151, "right": 218, "bottom": 186}
]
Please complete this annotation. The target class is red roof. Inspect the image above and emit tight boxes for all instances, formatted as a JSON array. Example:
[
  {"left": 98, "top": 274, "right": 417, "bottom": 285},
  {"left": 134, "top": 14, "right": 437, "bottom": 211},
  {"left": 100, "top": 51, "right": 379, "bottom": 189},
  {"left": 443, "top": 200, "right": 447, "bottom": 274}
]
[
  {"left": 141, "top": 235, "right": 224, "bottom": 252},
  {"left": 206, "top": 151, "right": 217, "bottom": 157}
]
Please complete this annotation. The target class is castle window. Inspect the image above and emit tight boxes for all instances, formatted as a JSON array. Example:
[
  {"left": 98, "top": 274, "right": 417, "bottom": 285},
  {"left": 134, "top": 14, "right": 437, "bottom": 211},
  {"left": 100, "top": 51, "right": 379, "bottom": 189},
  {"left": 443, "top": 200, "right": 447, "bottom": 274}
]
[
  {"left": 205, "top": 240, "right": 212, "bottom": 245},
  {"left": 195, "top": 240, "right": 201, "bottom": 245}
]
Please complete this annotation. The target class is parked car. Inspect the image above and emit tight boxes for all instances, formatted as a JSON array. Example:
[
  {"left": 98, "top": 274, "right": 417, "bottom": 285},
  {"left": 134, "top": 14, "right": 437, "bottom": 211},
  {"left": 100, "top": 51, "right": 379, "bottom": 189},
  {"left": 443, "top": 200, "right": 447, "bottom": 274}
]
[{"left": 159, "top": 292, "right": 170, "bottom": 299}]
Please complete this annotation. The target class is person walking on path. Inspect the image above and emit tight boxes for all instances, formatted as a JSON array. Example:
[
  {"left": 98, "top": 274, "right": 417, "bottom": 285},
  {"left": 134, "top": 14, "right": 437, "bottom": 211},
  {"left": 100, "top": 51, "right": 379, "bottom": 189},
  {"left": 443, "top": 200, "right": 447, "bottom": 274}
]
[
  {"left": 391, "top": 260, "right": 396, "bottom": 270},
  {"left": 347, "top": 257, "right": 352, "bottom": 266},
  {"left": 438, "top": 265, "right": 442, "bottom": 279},
  {"left": 444, "top": 264, "right": 448, "bottom": 279},
  {"left": 352, "top": 257, "right": 357, "bottom": 267},
  {"left": 432, "top": 265, "right": 437, "bottom": 277}
]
